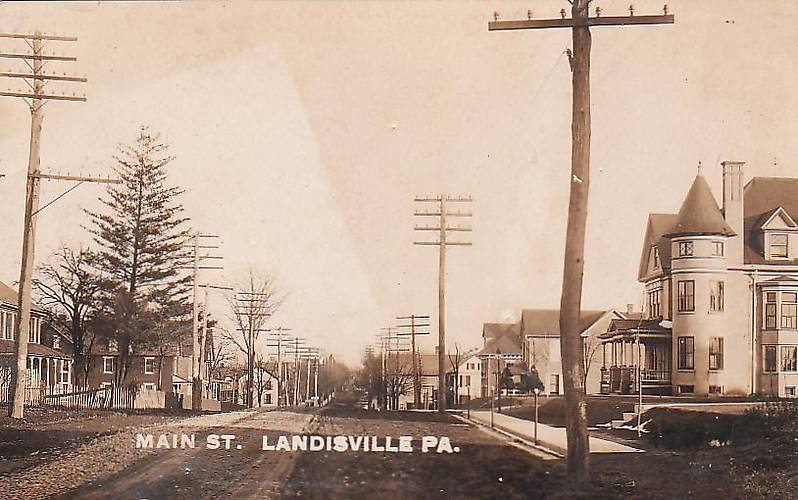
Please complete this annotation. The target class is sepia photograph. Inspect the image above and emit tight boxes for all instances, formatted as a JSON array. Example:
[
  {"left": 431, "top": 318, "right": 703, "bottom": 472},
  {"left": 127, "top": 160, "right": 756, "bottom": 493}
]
[{"left": 0, "top": 1, "right": 796, "bottom": 498}]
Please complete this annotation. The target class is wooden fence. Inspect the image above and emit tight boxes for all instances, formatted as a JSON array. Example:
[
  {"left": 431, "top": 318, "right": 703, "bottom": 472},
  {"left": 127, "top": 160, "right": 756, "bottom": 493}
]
[{"left": 1, "top": 380, "right": 165, "bottom": 410}]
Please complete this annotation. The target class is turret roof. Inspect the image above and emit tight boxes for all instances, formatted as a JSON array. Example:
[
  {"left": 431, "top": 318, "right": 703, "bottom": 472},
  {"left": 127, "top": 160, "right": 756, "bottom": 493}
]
[{"left": 665, "top": 174, "right": 736, "bottom": 238}]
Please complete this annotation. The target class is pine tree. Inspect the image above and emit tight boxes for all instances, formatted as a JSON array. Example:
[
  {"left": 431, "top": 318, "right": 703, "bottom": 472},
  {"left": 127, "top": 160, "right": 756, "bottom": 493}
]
[{"left": 86, "top": 127, "right": 191, "bottom": 385}]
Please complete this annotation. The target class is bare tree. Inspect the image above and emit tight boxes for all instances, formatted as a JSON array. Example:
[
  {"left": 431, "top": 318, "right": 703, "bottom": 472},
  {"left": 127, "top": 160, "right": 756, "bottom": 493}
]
[
  {"left": 205, "top": 337, "right": 235, "bottom": 396},
  {"left": 384, "top": 352, "right": 413, "bottom": 410},
  {"left": 33, "top": 245, "right": 102, "bottom": 387},
  {"left": 447, "top": 343, "right": 464, "bottom": 406},
  {"left": 222, "top": 270, "right": 283, "bottom": 408},
  {"left": 582, "top": 334, "right": 602, "bottom": 392}
]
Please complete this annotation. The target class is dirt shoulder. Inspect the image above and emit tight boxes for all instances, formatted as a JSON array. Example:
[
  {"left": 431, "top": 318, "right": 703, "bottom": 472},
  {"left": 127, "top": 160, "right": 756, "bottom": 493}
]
[{"left": 0, "top": 406, "right": 182, "bottom": 475}]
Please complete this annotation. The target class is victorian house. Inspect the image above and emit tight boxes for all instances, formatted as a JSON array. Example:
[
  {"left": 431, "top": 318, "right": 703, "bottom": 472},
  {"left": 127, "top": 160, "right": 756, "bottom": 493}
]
[
  {"left": 604, "top": 161, "right": 798, "bottom": 397},
  {"left": 0, "top": 281, "right": 73, "bottom": 401}
]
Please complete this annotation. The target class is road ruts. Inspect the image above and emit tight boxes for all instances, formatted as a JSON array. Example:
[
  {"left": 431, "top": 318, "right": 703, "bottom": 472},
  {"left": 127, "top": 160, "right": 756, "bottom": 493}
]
[{"left": 45, "top": 408, "right": 318, "bottom": 500}]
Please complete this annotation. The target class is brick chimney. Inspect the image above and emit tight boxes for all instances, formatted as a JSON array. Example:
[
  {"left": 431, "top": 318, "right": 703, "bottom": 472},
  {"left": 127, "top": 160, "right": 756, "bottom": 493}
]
[{"left": 721, "top": 161, "right": 745, "bottom": 263}]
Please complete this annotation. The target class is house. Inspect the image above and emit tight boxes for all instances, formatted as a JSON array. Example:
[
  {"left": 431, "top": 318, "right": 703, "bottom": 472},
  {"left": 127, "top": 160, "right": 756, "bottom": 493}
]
[
  {"left": 521, "top": 308, "right": 623, "bottom": 395},
  {"left": 0, "top": 281, "right": 73, "bottom": 401},
  {"left": 394, "top": 353, "right": 440, "bottom": 410},
  {"left": 237, "top": 364, "right": 279, "bottom": 407},
  {"left": 451, "top": 351, "right": 482, "bottom": 404},
  {"left": 610, "top": 161, "right": 798, "bottom": 397},
  {"left": 478, "top": 322, "right": 525, "bottom": 397}
]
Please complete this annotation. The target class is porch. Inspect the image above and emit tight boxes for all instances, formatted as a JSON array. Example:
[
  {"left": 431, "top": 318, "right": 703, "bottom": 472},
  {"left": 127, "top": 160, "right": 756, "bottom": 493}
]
[{"left": 599, "top": 319, "right": 672, "bottom": 395}]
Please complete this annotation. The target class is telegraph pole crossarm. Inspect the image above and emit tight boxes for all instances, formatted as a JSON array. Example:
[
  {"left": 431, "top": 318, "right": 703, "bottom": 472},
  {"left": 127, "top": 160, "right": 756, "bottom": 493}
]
[
  {"left": 488, "top": 1, "right": 674, "bottom": 480},
  {"left": 1, "top": 31, "right": 105, "bottom": 419},
  {"left": 414, "top": 195, "right": 472, "bottom": 413}
]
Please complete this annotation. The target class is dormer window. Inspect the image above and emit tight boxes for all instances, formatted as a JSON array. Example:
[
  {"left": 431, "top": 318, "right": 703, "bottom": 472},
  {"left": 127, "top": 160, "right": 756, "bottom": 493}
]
[
  {"left": 652, "top": 246, "right": 660, "bottom": 268},
  {"left": 770, "top": 234, "right": 789, "bottom": 259},
  {"left": 712, "top": 241, "right": 724, "bottom": 257},
  {"left": 678, "top": 241, "right": 693, "bottom": 257}
]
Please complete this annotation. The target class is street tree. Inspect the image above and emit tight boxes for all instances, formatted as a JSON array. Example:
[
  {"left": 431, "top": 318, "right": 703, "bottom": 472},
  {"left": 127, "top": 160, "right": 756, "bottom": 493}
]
[
  {"left": 33, "top": 245, "right": 102, "bottom": 386},
  {"left": 223, "top": 269, "right": 283, "bottom": 408},
  {"left": 85, "top": 127, "right": 191, "bottom": 385}
]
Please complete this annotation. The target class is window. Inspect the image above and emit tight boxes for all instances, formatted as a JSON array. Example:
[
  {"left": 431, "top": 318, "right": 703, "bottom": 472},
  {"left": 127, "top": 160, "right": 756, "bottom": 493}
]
[
  {"left": 781, "top": 346, "right": 797, "bottom": 372},
  {"left": 53, "top": 337, "right": 61, "bottom": 350},
  {"left": 786, "top": 386, "right": 797, "bottom": 398},
  {"left": 60, "top": 362, "right": 70, "bottom": 384},
  {"left": 764, "top": 346, "right": 778, "bottom": 372},
  {"left": 712, "top": 241, "right": 724, "bottom": 257},
  {"left": 710, "top": 281, "right": 725, "bottom": 312},
  {"left": 770, "top": 233, "right": 789, "bottom": 258},
  {"left": 709, "top": 385, "right": 723, "bottom": 395},
  {"left": 144, "top": 357, "right": 156, "bottom": 375},
  {"left": 102, "top": 356, "right": 114, "bottom": 374},
  {"left": 107, "top": 338, "right": 118, "bottom": 351},
  {"left": 648, "top": 289, "right": 662, "bottom": 318},
  {"left": 549, "top": 374, "right": 560, "bottom": 394},
  {"left": 677, "top": 281, "right": 695, "bottom": 312},
  {"left": 709, "top": 337, "right": 724, "bottom": 370},
  {"left": 782, "top": 293, "right": 798, "bottom": 329},
  {"left": 28, "top": 317, "right": 40, "bottom": 344},
  {"left": 99, "top": 381, "right": 113, "bottom": 389},
  {"left": 142, "top": 382, "right": 157, "bottom": 391},
  {"left": 678, "top": 241, "right": 694, "bottom": 257},
  {"left": 1, "top": 311, "right": 13, "bottom": 340},
  {"left": 677, "top": 385, "right": 694, "bottom": 394},
  {"left": 677, "top": 337, "right": 695, "bottom": 370},
  {"left": 766, "top": 292, "right": 778, "bottom": 329},
  {"left": 652, "top": 246, "right": 660, "bottom": 268}
]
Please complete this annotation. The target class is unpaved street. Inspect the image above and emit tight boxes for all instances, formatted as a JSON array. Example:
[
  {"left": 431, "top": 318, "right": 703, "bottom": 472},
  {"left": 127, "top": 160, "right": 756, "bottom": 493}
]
[{"left": 2, "top": 399, "right": 574, "bottom": 500}]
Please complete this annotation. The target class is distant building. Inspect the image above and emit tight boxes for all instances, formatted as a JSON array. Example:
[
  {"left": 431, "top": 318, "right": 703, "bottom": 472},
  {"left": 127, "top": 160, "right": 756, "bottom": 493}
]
[
  {"left": 521, "top": 309, "right": 623, "bottom": 395},
  {"left": 452, "top": 351, "right": 482, "bottom": 404},
  {"left": 606, "top": 162, "right": 798, "bottom": 397}
]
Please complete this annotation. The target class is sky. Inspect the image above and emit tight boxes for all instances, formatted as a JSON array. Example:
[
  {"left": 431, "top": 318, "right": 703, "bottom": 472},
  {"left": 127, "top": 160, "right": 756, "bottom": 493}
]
[{"left": 0, "top": 1, "right": 796, "bottom": 365}]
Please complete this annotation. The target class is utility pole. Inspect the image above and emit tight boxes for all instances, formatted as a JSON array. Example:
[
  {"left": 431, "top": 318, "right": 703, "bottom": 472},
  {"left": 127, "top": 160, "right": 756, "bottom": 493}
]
[
  {"left": 396, "top": 314, "right": 430, "bottom": 409},
  {"left": 264, "top": 326, "right": 292, "bottom": 407},
  {"left": 179, "top": 232, "right": 222, "bottom": 411},
  {"left": 488, "top": 2, "right": 674, "bottom": 479},
  {"left": 379, "top": 327, "right": 410, "bottom": 410},
  {"left": 0, "top": 32, "right": 119, "bottom": 419},
  {"left": 198, "top": 283, "right": 233, "bottom": 399},
  {"left": 234, "top": 291, "right": 273, "bottom": 408},
  {"left": 414, "top": 195, "right": 472, "bottom": 413}
]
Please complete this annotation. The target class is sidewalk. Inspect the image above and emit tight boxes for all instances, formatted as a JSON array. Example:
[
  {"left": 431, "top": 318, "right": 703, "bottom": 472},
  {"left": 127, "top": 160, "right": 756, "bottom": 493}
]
[{"left": 467, "top": 410, "right": 643, "bottom": 455}]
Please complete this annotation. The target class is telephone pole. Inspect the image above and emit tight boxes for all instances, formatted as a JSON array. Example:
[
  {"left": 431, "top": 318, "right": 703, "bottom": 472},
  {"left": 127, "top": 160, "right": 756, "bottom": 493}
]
[
  {"left": 234, "top": 291, "right": 273, "bottom": 408},
  {"left": 488, "top": 2, "right": 674, "bottom": 479},
  {"left": 198, "top": 283, "right": 233, "bottom": 399},
  {"left": 396, "top": 314, "right": 430, "bottom": 409},
  {"left": 0, "top": 32, "right": 118, "bottom": 419},
  {"left": 264, "top": 326, "right": 292, "bottom": 407},
  {"left": 179, "top": 232, "right": 223, "bottom": 411},
  {"left": 414, "top": 195, "right": 472, "bottom": 412}
]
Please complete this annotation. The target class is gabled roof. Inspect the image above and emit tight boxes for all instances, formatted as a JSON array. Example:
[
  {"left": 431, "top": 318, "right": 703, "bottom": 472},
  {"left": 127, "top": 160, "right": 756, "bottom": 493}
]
[
  {"left": 744, "top": 177, "right": 798, "bottom": 265},
  {"left": 638, "top": 213, "right": 678, "bottom": 281},
  {"left": 479, "top": 332, "right": 523, "bottom": 356},
  {"left": 0, "top": 281, "right": 47, "bottom": 314},
  {"left": 520, "top": 309, "right": 608, "bottom": 337},
  {"left": 664, "top": 174, "right": 736, "bottom": 238},
  {"left": 482, "top": 322, "right": 520, "bottom": 340},
  {"left": 760, "top": 206, "right": 797, "bottom": 229}
]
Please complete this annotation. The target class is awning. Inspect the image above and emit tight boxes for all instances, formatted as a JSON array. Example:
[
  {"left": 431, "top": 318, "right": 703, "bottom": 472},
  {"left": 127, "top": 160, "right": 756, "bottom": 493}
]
[{"left": 172, "top": 373, "right": 190, "bottom": 384}]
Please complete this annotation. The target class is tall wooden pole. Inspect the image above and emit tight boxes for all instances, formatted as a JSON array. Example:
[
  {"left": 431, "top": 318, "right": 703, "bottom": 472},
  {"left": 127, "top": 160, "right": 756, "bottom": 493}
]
[
  {"left": 10, "top": 35, "right": 44, "bottom": 419},
  {"left": 414, "top": 196, "right": 471, "bottom": 413},
  {"left": 437, "top": 196, "right": 447, "bottom": 412},
  {"left": 558, "top": 0, "right": 592, "bottom": 478},
  {"left": 488, "top": 3, "right": 674, "bottom": 480}
]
